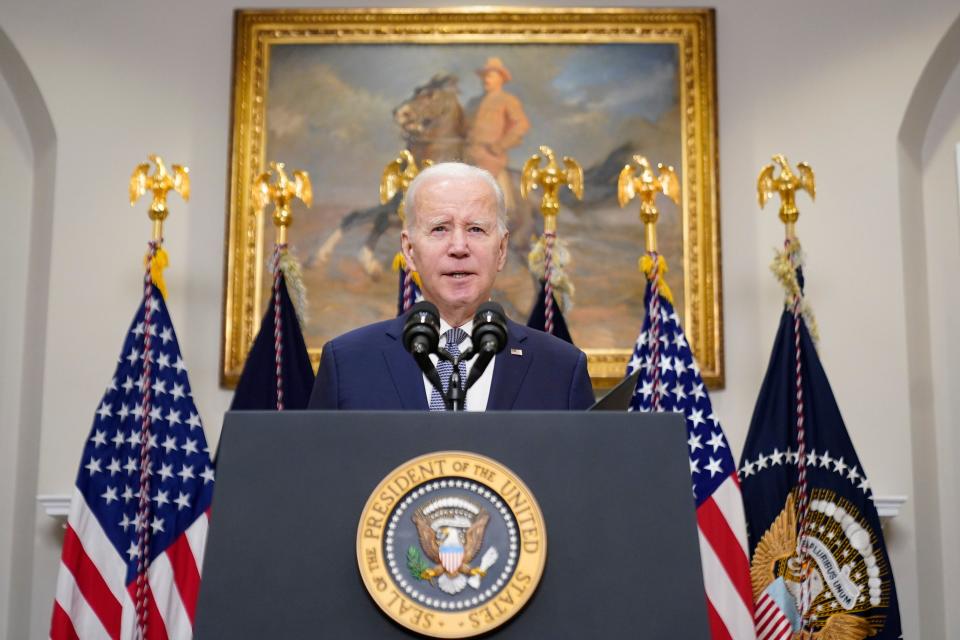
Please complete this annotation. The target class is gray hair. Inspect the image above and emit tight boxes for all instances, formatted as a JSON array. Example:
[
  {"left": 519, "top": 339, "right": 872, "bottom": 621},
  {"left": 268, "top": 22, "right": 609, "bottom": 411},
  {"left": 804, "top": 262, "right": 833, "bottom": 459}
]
[{"left": 403, "top": 162, "right": 508, "bottom": 235}]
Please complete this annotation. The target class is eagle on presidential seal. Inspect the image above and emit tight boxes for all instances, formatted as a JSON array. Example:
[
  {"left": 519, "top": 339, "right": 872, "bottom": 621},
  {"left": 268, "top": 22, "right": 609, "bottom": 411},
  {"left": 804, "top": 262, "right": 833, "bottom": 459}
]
[
  {"left": 752, "top": 492, "right": 890, "bottom": 639},
  {"left": 411, "top": 497, "right": 499, "bottom": 595}
]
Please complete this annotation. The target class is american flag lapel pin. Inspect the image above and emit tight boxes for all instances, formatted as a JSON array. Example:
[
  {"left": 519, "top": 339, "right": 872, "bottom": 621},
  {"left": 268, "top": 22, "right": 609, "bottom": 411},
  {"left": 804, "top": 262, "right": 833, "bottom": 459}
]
[{"left": 510, "top": 348, "right": 523, "bottom": 356}]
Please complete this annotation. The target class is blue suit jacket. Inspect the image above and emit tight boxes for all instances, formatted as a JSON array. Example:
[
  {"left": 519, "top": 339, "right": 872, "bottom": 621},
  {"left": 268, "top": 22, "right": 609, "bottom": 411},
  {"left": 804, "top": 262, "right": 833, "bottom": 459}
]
[{"left": 307, "top": 315, "right": 595, "bottom": 410}]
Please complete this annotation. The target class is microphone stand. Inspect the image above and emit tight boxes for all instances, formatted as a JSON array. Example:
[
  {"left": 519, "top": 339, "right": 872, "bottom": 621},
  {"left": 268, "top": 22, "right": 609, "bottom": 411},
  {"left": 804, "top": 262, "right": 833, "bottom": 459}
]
[
  {"left": 437, "top": 341, "right": 498, "bottom": 412},
  {"left": 424, "top": 301, "right": 507, "bottom": 411},
  {"left": 437, "top": 347, "right": 467, "bottom": 412}
]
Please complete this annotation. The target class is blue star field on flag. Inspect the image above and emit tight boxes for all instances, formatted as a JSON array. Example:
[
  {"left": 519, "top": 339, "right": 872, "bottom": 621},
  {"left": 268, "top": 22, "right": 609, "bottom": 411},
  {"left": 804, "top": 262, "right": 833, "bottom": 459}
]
[
  {"left": 76, "top": 292, "right": 215, "bottom": 585},
  {"left": 627, "top": 287, "right": 733, "bottom": 505}
]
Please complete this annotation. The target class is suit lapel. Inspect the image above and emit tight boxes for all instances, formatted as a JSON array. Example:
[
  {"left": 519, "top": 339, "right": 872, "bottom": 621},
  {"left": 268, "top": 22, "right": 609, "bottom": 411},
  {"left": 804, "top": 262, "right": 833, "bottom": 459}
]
[
  {"left": 383, "top": 316, "right": 430, "bottom": 410},
  {"left": 487, "top": 320, "right": 533, "bottom": 410}
]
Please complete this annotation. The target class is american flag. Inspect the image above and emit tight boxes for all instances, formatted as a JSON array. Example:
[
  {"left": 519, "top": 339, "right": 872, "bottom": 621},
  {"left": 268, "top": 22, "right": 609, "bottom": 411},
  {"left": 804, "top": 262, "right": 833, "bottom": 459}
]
[
  {"left": 627, "top": 266, "right": 755, "bottom": 640},
  {"left": 51, "top": 281, "right": 215, "bottom": 639},
  {"left": 395, "top": 262, "right": 422, "bottom": 316}
]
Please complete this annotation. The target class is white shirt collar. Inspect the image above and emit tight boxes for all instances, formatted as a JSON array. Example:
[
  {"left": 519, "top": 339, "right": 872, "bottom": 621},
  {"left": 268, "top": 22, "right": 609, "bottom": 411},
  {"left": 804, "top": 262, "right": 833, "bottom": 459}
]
[{"left": 438, "top": 318, "right": 474, "bottom": 346}]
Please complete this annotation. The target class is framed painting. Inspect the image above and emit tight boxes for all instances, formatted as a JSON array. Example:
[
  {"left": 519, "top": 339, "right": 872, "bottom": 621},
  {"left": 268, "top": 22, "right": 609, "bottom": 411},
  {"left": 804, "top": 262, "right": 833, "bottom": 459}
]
[{"left": 221, "top": 8, "right": 723, "bottom": 388}]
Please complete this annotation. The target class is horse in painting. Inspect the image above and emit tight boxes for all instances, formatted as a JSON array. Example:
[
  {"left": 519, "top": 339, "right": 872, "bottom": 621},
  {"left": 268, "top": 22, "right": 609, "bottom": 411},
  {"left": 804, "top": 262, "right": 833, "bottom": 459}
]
[
  {"left": 308, "top": 73, "right": 639, "bottom": 278},
  {"left": 308, "top": 74, "right": 464, "bottom": 274}
]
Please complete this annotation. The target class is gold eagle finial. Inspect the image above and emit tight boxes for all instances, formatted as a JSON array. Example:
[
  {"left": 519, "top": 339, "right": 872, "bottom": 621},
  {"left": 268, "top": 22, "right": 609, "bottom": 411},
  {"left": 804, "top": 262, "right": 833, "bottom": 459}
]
[
  {"left": 252, "top": 161, "right": 313, "bottom": 245},
  {"left": 380, "top": 150, "right": 432, "bottom": 225},
  {"left": 757, "top": 154, "right": 815, "bottom": 239},
  {"left": 520, "top": 145, "right": 583, "bottom": 233},
  {"left": 617, "top": 155, "right": 680, "bottom": 253},
  {"left": 129, "top": 154, "right": 190, "bottom": 242}
]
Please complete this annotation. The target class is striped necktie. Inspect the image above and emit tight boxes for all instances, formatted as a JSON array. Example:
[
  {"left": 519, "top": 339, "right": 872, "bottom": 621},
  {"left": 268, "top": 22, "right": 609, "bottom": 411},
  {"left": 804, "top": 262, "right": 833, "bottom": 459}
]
[{"left": 429, "top": 327, "right": 468, "bottom": 411}]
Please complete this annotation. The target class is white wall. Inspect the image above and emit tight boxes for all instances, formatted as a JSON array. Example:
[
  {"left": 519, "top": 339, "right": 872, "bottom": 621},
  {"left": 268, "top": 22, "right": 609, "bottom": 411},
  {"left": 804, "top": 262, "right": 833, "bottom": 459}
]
[
  {"left": 1, "top": 0, "right": 959, "bottom": 637},
  {"left": 919, "top": 59, "right": 960, "bottom": 636},
  {"left": 0, "top": 20, "right": 56, "bottom": 640},
  {"left": 0, "top": 34, "right": 34, "bottom": 637}
]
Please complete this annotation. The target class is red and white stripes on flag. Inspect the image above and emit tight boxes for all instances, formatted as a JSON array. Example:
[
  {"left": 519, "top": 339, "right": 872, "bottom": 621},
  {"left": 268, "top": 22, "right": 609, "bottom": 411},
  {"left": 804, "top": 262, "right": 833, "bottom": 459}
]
[
  {"left": 52, "top": 489, "right": 209, "bottom": 640},
  {"left": 697, "top": 475, "right": 756, "bottom": 640},
  {"left": 753, "top": 590, "right": 793, "bottom": 640}
]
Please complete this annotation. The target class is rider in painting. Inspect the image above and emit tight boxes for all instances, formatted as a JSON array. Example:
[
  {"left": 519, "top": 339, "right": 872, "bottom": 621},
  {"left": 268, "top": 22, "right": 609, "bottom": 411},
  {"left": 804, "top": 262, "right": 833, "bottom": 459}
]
[{"left": 463, "top": 57, "right": 530, "bottom": 213}]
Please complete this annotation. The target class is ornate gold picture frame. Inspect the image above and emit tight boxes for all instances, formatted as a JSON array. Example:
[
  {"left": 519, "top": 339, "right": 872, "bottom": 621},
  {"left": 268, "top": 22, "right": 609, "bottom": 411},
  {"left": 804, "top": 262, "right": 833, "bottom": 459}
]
[{"left": 222, "top": 8, "right": 723, "bottom": 388}]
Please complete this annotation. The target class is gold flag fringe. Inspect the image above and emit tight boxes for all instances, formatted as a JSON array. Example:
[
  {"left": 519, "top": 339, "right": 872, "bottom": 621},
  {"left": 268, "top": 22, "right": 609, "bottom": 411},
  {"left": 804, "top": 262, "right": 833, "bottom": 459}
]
[
  {"left": 639, "top": 253, "right": 674, "bottom": 306},
  {"left": 145, "top": 247, "right": 169, "bottom": 300},
  {"left": 391, "top": 252, "right": 423, "bottom": 289}
]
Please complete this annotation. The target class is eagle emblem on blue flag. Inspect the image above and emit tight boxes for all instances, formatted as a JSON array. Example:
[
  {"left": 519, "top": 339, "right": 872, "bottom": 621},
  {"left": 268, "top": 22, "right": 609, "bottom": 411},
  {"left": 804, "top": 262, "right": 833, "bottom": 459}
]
[{"left": 750, "top": 491, "right": 894, "bottom": 639}]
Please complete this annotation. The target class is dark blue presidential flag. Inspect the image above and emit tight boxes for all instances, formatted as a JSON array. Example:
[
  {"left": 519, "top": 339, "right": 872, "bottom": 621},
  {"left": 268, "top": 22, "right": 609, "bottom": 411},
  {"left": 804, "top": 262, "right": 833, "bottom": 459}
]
[
  {"left": 525, "top": 281, "right": 573, "bottom": 344},
  {"left": 740, "top": 253, "right": 901, "bottom": 639},
  {"left": 231, "top": 272, "right": 315, "bottom": 411}
]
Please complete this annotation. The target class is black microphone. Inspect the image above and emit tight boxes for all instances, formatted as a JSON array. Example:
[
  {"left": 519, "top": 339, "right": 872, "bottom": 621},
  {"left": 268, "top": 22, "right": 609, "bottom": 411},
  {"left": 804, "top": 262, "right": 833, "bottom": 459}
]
[
  {"left": 402, "top": 301, "right": 444, "bottom": 397},
  {"left": 465, "top": 301, "right": 508, "bottom": 390},
  {"left": 403, "top": 301, "right": 441, "bottom": 353}
]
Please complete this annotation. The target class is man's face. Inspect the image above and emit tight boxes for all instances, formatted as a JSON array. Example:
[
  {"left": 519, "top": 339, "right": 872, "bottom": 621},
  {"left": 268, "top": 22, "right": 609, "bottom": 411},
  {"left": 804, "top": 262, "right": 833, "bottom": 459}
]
[
  {"left": 401, "top": 176, "right": 508, "bottom": 326},
  {"left": 482, "top": 70, "right": 505, "bottom": 93}
]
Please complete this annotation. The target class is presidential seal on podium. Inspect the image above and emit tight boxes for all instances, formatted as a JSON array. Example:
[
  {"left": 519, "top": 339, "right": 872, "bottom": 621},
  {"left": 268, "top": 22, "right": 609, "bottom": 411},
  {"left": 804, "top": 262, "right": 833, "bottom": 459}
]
[{"left": 357, "top": 451, "right": 547, "bottom": 637}]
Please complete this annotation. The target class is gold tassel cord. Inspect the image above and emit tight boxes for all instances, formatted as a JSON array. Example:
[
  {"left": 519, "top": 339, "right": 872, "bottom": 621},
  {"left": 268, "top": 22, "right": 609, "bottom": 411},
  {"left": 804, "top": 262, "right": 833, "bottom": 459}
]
[
  {"left": 145, "top": 246, "right": 170, "bottom": 300},
  {"left": 771, "top": 238, "right": 819, "bottom": 344},
  {"left": 391, "top": 252, "right": 423, "bottom": 289},
  {"left": 639, "top": 253, "right": 674, "bottom": 306}
]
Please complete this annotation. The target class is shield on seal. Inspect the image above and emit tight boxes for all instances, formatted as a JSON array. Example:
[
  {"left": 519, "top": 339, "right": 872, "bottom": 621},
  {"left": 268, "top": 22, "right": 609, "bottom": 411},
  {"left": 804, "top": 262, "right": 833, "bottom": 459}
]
[{"left": 439, "top": 541, "right": 464, "bottom": 575}]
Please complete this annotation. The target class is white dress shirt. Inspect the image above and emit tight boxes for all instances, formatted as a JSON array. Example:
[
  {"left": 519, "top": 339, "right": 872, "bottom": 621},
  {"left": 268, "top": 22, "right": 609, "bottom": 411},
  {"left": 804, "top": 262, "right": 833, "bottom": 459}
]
[{"left": 421, "top": 318, "right": 496, "bottom": 411}]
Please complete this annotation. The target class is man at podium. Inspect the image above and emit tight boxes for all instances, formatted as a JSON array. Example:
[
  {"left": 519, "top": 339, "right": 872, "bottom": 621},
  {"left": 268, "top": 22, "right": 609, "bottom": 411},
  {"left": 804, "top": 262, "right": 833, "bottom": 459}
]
[{"left": 307, "top": 162, "right": 594, "bottom": 411}]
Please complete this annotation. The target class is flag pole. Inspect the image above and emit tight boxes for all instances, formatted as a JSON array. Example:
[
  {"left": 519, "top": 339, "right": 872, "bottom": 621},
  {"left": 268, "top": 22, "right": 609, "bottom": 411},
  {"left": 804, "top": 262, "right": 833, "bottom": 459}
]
[
  {"left": 128, "top": 154, "right": 190, "bottom": 639},
  {"left": 757, "top": 154, "right": 817, "bottom": 636},
  {"left": 52, "top": 157, "right": 215, "bottom": 639},
  {"left": 520, "top": 145, "right": 582, "bottom": 336},
  {"left": 251, "top": 162, "right": 312, "bottom": 410},
  {"left": 742, "top": 155, "right": 901, "bottom": 638},
  {"left": 621, "top": 156, "right": 756, "bottom": 639},
  {"left": 618, "top": 156, "right": 680, "bottom": 410},
  {"left": 382, "top": 150, "right": 429, "bottom": 313}
]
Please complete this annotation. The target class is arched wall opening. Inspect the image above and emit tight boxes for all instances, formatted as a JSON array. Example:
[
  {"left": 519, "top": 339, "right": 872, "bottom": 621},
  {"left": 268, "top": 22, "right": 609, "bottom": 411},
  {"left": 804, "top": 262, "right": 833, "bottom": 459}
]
[
  {"left": 897, "top": 12, "right": 960, "bottom": 639},
  {"left": 0, "top": 26, "right": 57, "bottom": 640}
]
